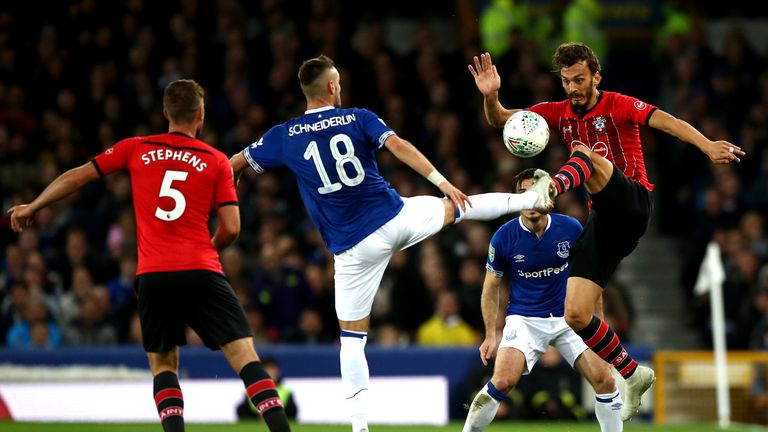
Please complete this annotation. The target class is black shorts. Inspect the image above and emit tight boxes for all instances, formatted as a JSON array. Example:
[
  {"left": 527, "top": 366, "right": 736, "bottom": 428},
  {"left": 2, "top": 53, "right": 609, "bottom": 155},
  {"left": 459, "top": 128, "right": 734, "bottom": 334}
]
[
  {"left": 570, "top": 167, "right": 653, "bottom": 288},
  {"left": 135, "top": 270, "right": 251, "bottom": 353}
]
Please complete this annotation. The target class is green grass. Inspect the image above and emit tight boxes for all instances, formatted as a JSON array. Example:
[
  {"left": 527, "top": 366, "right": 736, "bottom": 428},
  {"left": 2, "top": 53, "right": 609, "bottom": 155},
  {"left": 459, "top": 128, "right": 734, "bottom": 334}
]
[{"left": 0, "top": 421, "right": 764, "bottom": 432}]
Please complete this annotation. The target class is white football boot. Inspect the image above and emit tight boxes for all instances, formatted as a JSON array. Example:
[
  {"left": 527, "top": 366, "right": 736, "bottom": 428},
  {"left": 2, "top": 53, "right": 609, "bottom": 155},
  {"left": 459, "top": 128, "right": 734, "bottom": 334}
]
[{"left": 621, "top": 365, "right": 656, "bottom": 421}]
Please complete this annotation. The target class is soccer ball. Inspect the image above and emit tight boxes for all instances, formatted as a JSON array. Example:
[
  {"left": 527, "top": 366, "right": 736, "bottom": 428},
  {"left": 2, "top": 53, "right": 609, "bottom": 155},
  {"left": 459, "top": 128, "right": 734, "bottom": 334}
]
[{"left": 502, "top": 111, "right": 549, "bottom": 158}]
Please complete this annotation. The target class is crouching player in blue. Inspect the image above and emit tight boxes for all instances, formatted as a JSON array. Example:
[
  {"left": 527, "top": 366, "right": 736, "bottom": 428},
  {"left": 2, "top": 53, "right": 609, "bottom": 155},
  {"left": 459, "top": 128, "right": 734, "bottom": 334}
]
[{"left": 463, "top": 168, "right": 623, "bottom": 432}]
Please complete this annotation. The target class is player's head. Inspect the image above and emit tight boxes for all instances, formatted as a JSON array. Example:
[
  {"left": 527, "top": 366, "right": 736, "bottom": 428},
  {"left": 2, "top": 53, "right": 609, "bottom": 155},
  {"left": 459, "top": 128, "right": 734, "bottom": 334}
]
[
  {"left": 552, "top": 42, "right": 602, "bottom": 113},
  {"left": 298, "top": 54, "right": 341, "bottom": 107},
  {"left": 163, "top": 79, "right": 205, "bottom": 135},
  {"left": 513, "top": 168, "right": 548, "bottom": 219}
]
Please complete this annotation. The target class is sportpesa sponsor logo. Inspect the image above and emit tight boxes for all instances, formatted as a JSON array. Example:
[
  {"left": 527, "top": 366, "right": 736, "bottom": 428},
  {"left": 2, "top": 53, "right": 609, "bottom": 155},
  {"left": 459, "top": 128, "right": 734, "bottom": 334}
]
[
  {"left": 288, "top": 114, "right": 356, "bottom": 136},
  {"left": 517, "top": 262, "right": 568, "bottom": 278}
]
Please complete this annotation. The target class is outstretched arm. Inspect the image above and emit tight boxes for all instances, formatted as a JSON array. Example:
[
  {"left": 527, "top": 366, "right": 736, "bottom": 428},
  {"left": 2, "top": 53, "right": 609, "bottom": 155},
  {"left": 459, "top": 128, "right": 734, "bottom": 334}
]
[
  {"left": 468, "top": 52, "right": 520, "bottom": 128},
  {"left": 479, "top": 270, "right": 505, "bottom": 365},
  {"left": 648, "top": 109, "right": 745, "bottom": 164},
  {"left": 383, "top": 135, "right": 471, "bottom": 211},
  {"left": 7, "top": 162, "right": 100, "bottom": 232}
]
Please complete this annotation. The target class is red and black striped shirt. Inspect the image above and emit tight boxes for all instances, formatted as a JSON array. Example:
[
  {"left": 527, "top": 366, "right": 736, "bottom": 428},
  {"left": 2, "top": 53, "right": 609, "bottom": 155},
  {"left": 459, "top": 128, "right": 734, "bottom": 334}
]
[{"left": 530, "top": 91, "right": 657, "bottom": 191}]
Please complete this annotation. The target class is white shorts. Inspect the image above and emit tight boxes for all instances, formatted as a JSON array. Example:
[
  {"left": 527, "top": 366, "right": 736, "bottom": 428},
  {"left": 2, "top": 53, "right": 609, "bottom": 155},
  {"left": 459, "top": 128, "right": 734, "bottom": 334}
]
[
  {"left": 498, "top": 315, "right": 588, "bottom": 375},
  {"left": 333, "top": 196, "right": 446, "bottom": 321}
]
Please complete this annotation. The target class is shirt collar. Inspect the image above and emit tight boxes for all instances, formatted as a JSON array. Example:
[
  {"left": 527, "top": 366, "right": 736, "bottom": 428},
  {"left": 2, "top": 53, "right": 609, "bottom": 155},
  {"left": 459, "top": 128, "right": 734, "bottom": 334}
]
[
  {"left": 518, "top": 214, "right": 552, "bottom": 233},
  {"left": 305, "top": 106, "right": 335, "bottom": 114}
]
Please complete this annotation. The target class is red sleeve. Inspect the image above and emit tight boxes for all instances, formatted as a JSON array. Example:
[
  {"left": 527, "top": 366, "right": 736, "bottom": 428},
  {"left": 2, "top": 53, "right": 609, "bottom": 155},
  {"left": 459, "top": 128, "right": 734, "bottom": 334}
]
[
  {"left": 92, "top": 138, "right": 136, "bottom": 176},
  {"left": 614, "top": 93, "right": 657, "bottom": 126},
  {"left": 527, "top": 102, "right": 561, "bottom": 129},
  {"left": 214, "top": 153, "right": 238, "bottom": 208}
]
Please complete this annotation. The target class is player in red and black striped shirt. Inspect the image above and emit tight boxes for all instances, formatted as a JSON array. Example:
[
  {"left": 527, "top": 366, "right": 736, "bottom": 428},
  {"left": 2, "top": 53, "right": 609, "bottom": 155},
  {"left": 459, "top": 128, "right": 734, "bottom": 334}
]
[
  {"left": 469, "top": 42, "right": 745, "bottom": 421},
  {"left": 8, "top": 80, "right": 290, "bottom": 432}
]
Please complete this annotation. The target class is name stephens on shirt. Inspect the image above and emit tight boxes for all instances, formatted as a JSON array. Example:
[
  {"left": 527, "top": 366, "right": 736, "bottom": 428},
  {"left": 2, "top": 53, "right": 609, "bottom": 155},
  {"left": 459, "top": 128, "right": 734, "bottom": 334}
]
[{"left": 141, "top": 149, "right": 207, "bottom": 172}]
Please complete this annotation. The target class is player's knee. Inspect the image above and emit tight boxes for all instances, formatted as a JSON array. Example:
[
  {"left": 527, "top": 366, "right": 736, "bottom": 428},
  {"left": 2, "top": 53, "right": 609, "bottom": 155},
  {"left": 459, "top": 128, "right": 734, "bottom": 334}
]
[
  {"left": 491, "top": 376, "right": 518, "bottom": 393},
  {"left": 442, "top": 197, "right": 458, "bottom": 226},
  {"left": 564, "top": 308, "right": 591, "bottom": 331},
  {"left": 148, "top": 351, "right": 179, "bottom": 375},
  {"left": 592, "top": 367, "right": 616, "bottom": 394}
]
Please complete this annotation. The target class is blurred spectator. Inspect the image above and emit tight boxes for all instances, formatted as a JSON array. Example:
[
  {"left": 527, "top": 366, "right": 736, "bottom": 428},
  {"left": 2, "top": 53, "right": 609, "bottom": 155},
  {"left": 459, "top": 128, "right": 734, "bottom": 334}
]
[
  {"left": 455, "top": 257, "right": 485, "bottom": 330},
  {"left": 2, "top": 244, "right": 25, "bottom": 289},
  {"left": 23, "top": 250, "right": 61, "bottom": 297},
  {"left": 304, "top": 261, "right": 338, "bottom": 338},
  {"left": 371, "top": 323, "right": 409, "bottom": 347},
  {"left": 562, "top": 0, "right": 606, "bottom": 61},
  {"left": 29, "top": 320, "right": 58, "bottom": 349},
  {"left": 54, "top": 225, "right": 115, "bottom": 287},
  {"left": 282, "top": 308, "right": 334, "bottom": 344},
  {"left": 244, "top": 304, "right": 273, "bottom": 345},
  {"left": 0, "top": 280, "right": 28, "bottom": 344},
  {"left": 58, "top": 265, "right": 95, "bottom": 326},
  {"left": 250, "top": 237, "right": 314, "bottom": 339},
  {"left": 105, "top": 209, "right": 136, "bottom": 260},
  {"left": 105, "top": 253, "right": 137, "bottom": 342},
  {"left": 416, "top": 289, "right": 478, "bottom": 346},
  {"left": 5, "top": 293, "right": 62, "bottom": 349},
  {"left": 61, "top": 287, "right": 118, "bottom": 346},
  {"left": 220, "top": 246, "right": 254, "bottom": 304},
  {"left": 515, "top": 346, "right": 586, "bottom": 421},
  {"left": 377, "top": 249, "right": 431, "bottom": 338}
]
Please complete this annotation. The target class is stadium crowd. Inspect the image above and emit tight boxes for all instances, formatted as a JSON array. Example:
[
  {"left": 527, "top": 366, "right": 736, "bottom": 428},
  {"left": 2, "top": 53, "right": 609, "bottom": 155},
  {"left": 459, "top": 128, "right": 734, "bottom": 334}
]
[{"left": 0, "top": 0, "right": 766, "bottom": 360}]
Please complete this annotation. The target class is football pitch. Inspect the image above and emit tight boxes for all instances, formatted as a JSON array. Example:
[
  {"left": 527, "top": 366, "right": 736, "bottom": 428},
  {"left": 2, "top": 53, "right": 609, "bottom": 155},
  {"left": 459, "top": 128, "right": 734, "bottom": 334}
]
[{"left": 1, "top": 422, "right": 765, "bottom": 432}]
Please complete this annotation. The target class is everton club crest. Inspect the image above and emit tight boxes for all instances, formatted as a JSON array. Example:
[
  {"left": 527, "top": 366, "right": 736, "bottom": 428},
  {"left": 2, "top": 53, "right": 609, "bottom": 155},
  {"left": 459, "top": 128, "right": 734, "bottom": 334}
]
[{"left": 557, "top": 241, "right": 570, "bottom": 258}]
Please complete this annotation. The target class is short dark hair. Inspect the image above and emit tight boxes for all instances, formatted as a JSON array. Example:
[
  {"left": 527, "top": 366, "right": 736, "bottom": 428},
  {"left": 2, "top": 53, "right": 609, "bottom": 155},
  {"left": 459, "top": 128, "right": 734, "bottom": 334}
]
[
  {"left": 552, "top": 42, "right": 601, "bottom": 74},
  {"left": 512, "top": 168, "right": 538, "bottom": 193},
  {"left": 163, "top": 79, "right": 204, "bottom": 124},
  {"left": 298, "top": 54, "right": 335, "bottom": 98}
]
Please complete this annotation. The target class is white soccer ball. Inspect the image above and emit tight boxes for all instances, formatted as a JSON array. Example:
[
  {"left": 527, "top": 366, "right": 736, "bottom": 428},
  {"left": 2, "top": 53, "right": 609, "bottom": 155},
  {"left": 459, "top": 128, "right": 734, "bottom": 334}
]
[{"left": 502, "top": 111, "right": 549, "bottom": 158}]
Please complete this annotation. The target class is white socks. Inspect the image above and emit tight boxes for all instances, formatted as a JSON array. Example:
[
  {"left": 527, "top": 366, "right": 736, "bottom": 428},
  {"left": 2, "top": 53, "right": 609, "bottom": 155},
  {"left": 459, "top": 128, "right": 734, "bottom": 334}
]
[
  {"left": 462, "top": 383, "right": 503, "bottom": 432},
  {"left": 595, "top": 388, "right": 623, "bottom": 432},
  {"left": 454, "top": 192, "right": 538, "bottom": 223},
  {"left": 340, "top": 331, "right": 369, "bottom": 432}
]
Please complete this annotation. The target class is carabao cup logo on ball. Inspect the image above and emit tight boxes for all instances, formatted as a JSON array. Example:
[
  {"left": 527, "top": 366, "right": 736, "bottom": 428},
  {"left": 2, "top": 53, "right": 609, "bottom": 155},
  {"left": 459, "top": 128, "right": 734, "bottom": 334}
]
[{"left": 503, "top": 111, "right": 549, "bottom": 158}]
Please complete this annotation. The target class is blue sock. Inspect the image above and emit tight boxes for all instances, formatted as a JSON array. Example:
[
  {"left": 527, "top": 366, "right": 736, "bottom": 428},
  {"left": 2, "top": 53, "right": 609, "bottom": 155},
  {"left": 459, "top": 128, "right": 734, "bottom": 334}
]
[{"left": 486, "top": 381, "right": 508, "bottom": 401}]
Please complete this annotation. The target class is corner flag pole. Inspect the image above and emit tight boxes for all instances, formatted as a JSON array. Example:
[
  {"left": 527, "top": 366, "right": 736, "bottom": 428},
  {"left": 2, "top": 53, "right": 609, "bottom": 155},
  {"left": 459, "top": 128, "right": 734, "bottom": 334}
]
[{"left": 702, "top": 242, "right": 730, "bottom": 428}]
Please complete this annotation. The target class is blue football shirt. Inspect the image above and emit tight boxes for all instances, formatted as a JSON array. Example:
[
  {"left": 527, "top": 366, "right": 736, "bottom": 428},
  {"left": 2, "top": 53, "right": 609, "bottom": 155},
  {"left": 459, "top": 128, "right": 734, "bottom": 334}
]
[
  {"left": 242, "top": 106, "right": 404, "bottom": 253},
  {"left": 486, "top": 213, "right": 583, "bottom": 318}
]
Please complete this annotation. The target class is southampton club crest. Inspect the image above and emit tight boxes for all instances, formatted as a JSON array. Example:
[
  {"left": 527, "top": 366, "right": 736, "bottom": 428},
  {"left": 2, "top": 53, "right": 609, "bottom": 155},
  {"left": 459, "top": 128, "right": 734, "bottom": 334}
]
[
  {"left": 592, "top": 116, "right": 607, "bottom": 135},
  {"left": 557, "top": 241, "right": 570, "bottom": 258}
]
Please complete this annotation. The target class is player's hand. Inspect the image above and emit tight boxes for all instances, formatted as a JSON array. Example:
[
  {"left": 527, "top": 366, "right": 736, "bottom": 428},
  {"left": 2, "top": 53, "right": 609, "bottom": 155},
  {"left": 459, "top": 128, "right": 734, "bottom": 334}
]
[
  {"left": 7, "top": 204, "right": 35, "bottom": 232},
  {"left": 705, "top": 140, "right": 745, "bottom": 164},
  {"left": 468, "top": 52, "right": 501, "bottom": 97},
  {"left": 479, "top": 336, "right": 499, "bottom": 366},
  {"left": 439, "top": 181, "right": 471, "bottom": 213}
]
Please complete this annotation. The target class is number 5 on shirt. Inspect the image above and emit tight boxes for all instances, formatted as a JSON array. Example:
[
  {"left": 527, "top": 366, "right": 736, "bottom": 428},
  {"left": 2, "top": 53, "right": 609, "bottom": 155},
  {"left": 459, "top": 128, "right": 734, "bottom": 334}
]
[{"left": 155, "top": 170, "right": 188, "bottom": 221}]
